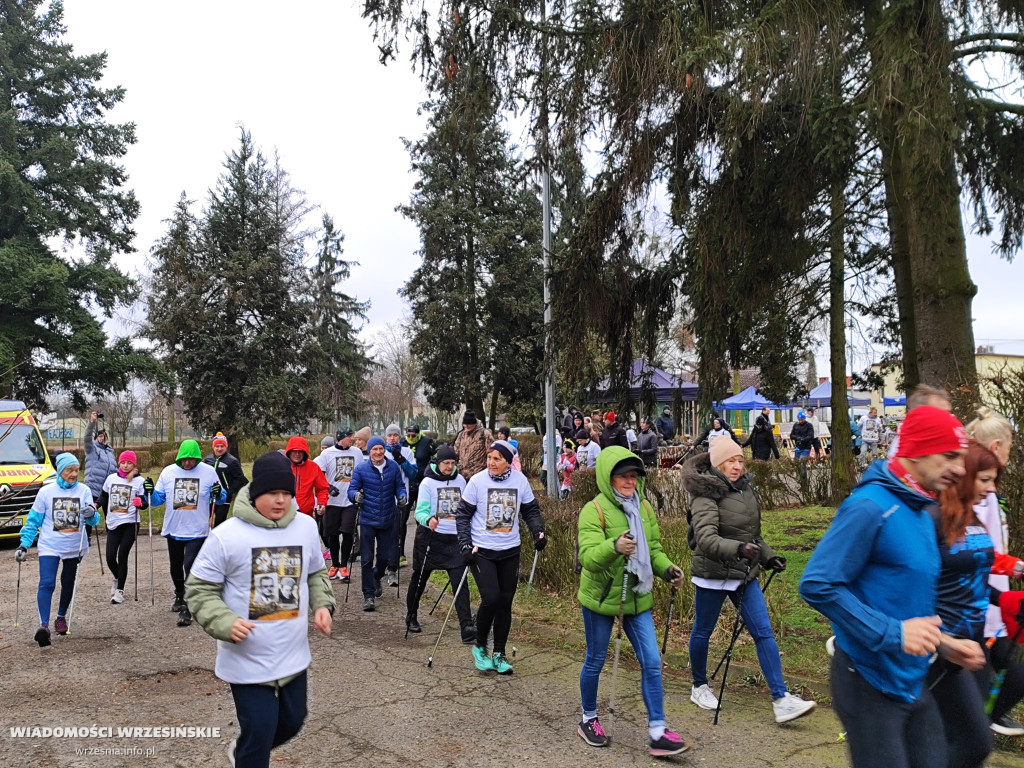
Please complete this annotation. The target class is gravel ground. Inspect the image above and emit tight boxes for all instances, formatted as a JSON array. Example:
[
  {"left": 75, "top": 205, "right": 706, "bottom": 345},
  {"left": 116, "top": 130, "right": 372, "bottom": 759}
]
[{"left": 0, "top": 532, "right": 1022, "bottom": 767}]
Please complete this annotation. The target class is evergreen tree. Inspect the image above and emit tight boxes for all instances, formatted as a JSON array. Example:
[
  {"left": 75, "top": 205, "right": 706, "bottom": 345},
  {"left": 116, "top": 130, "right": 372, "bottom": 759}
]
[{"left": 0, "top": 0, "right": 153, "bottom": 407}]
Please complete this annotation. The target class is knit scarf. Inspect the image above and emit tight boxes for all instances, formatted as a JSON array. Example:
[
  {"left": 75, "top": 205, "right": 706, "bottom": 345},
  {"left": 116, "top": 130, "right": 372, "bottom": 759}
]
[{"left": 614, "top": 490, "right": 653, "bottom": 594}]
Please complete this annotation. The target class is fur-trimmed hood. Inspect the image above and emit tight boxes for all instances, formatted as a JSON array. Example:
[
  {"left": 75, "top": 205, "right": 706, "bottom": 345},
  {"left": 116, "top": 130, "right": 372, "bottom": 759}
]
[{"left": 681, "top": 451, "right": 749, "bottom": 500}]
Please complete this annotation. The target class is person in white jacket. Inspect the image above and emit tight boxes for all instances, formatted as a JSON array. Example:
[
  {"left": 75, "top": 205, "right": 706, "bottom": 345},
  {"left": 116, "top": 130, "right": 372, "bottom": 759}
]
[{"left": 966, "top": 406, "right": 1024, "bottom": 737}]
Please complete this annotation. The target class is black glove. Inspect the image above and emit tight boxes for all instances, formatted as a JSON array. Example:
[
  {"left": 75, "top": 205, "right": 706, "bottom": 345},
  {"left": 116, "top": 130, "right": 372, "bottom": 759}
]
[
  {"left": 462, "top": 546, "right": 476, "bottom": 566},
  {"left": 767, "top": 556, "right": 787, "bottom": 573},
  {"left": 143, "top": 477, "right": 154, "bottom": 494},
  {"left": 328, "top": 486, "right": 340, "bottom": 497},
  {"left": 211, "top": 483, "right": 222, "bottom": 500},
  {"left": 390, "top": 445, "right": 403, "bottom": 462},
  {"left": 534, "top": 533, "right": 547, "bottom": 551},
  {"left": 15, "top": 547, "right": 27, "bottom": 563},
  {"left": 397, "top": 495, "right": 409, "bottom": 509},
  {"left": 738, "top": 542, "right": 762, "bottom": 561},
  {"left": 354, "top": 490, "right": 365, "bottom": 505}
]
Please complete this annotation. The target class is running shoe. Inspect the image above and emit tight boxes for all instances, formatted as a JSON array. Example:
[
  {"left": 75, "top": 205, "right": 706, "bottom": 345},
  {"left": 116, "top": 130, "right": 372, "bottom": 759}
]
[
  {"left": 328, "top": 566, "right": 341, "bottom": 580},
  {"left": 322, "top": 548, "right": 330, "bottom": 562},
  {"left": 54, "top": 616, "right": 68, "bottom": 635},
  {"left": 110, "top": 577, "right": 118, "bottom": 599},
  {"left": 577, "top": 718, "right": 609, "bottom": 747},
  {"left": 400, "top": 555, "right": 408, "bottom": 567},
  {"left": 690, "top": 683, "right": 719, "bottom": 711},
  {"left": 472, "top": 645, "right": 495, "bottom": 671},
  {"left": 460, "top": 625, "right": 477, "bottom": 644},
  {"left": 649, "top": 729, "right": 690, "bottom": 757},
  {"left": 171, "top": 595, "right": 186, "bottom": 613},
  {"left": 773, "top": 692, "right": 816, "bottom": 723},
  {"left": 339, "top": 566, "right": 350, "bottom": 582},
  {"left": 406, "top": 614, "right": 422, "bottom": 633},
  {"left": 386, "top": 570, "right": 399, "bottom": 587},
  {"left": 177, "top": 607, "right": 192, "bottom": 627},
  {"left": 111, "top": 589, "right": 125, "bottom": 604},
  {"left": 34, "top": 624, "right": 51, "bottom": 647},
  {"left": 362, "top": 597, "right": 375, "bottom": 612},
  {"left": 375, "top": 578, "right": 383, "bottom": 598},
  {"left": 492, "top": 651, "right": 513, "bottom": 675},
  {"left": 991, "top": 714, "right": 1024, "bottom": 737}
]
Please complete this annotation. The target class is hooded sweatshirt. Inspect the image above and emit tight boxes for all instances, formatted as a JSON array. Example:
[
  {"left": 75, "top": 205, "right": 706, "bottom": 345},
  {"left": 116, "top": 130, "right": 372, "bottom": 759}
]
[
  {"left": 151, "top": 440, "right": 225, "bottom": 539},
  {"left": 414, "top": 461, "right": 467, "bottom": 536},
  {"left": 285, "top": 436, "right": 329, "bottom": 515},
  {"left": 185, "top": 485, "right": 335, "bottom": 686},
  {"left": 576, "top": 446, "right": 674, "bottom": 617}
]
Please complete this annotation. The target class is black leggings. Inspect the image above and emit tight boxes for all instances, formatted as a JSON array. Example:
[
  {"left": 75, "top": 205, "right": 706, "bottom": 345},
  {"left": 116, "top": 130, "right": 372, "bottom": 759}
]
[
  {"left": 105, "top": 523, "right": 137, "bottom": 590},
  {"left": 405, "top": 527, "right": 472, "bottom": 628},
  {"left": 831, "top": 647, "right": 946, "bottom": 768},
  {"left": 323, "top": 506, "right": 358, "bottom": 566},
  {"left": 471, "top": 549, "right": 520, "bottom": 654},
  {"left": 929, "top": 660, "right": 992, "bottom": 768},
  {"left": 166, "top": 537, "right": 206, "bottom": 601},
  {"left": 978, "top": 636, "right": 1024, "bottom": 721}
]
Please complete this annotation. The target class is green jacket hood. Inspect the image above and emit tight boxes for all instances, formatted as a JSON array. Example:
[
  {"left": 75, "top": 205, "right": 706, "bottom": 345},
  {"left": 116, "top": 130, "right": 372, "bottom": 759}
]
[
  {"left": 176, "top": 439, "right": 203, "bottom": 467},
  {"left": 230, "top": 486, "right": 298, "bottom": 529},
  {"left": 594, "top": 445, "right": 647, "bottom": 505}
]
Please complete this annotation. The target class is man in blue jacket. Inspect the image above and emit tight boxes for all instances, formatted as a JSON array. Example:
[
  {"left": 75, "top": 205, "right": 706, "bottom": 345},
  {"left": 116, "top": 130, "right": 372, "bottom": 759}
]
[
  {"left": 800, "top": 405, "right": 983, "bottom": 768},
  {"left": 84, "top": 411, "right": 117, "bottom": 501},
  {"left": 349, "top": 436, "right": 408, "bottom": 612}
]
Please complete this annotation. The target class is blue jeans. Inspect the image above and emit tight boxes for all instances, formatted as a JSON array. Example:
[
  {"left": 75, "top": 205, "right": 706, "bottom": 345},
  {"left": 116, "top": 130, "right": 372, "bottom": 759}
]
[
  {"left": 360, "top": 523, "right": 394, "bottom": 598},
  {"left": 794, "top": 448, "right": 810, "bottom": 459},
  {"left": 580, "top": 606, "right": 664, "bottom": 727},
  {"left": 689, "top": 581, "right": 787, "bottom": 699},
  {"left": 230, "top": 669, "right": 307, "bottom": 768},
  {"left": 37, "top": 556, "right": 80, "bottom": 625}
]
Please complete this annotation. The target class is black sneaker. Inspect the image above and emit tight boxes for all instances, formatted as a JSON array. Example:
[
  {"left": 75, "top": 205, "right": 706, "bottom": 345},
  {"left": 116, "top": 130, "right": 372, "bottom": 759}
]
[
  {"left": 375, "top": 579, "right": 383, "bottom": 598},
  {"left": 406, "top": 614, "right": 422, "bottom": 633},
  {"left": 177, "top": 607, "right": 192, "bottom": 627},
  {"left": 34, "top": 625, "right": 52, "bottom": 648},
  {"left": 171, "top": 595, "right": 186, "bottom": 613},
  {"left": 991, "top": 714, "right": 1024, "bottom": 737},
  {"left": 577, "top": 718, "right": 609, "bottom": 747},
  {"left": 461, "top": 625, "right": 477, "bottom": 645},
  {"left": 649, "top": 729, "right": 690, "bottom": 758},
  {"left": 362, "top": 597, "right": 375, "bottom": 612}
]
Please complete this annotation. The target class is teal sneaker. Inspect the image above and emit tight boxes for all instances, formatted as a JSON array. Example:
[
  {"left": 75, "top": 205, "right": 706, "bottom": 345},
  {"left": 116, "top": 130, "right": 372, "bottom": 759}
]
[
  {"left": 492, "top": 651, "right": 513, "bottom": 675},
  {"left": 472, "top": 645, "right": 495, "bottom": 672}
]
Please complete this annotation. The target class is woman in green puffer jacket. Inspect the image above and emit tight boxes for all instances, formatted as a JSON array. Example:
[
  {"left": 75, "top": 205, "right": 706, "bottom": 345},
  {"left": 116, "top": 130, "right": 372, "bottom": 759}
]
[
  {"left": 681, "top": 436, "right": 815, "bottom": 725},
  {"left": 575, "top": 446, "right": 691, "bottom": 758}
]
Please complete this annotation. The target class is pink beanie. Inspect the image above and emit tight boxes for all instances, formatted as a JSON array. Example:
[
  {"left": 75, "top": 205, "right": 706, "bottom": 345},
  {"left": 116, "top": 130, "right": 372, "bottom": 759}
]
[
  {"left": 118, "top": 450, "right": 138, "bottom": 466},
  {"left": 709, "top": 435, "right": 743, "bottom": 468}
]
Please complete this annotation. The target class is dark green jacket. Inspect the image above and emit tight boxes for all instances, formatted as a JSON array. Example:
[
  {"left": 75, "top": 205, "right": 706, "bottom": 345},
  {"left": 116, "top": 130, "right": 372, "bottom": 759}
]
[
  {"left": 681, "top": 451, "right": 775, "bottom": 582},
  {"left": 576, "top": 446, "right": 675, "bottom": 616}
]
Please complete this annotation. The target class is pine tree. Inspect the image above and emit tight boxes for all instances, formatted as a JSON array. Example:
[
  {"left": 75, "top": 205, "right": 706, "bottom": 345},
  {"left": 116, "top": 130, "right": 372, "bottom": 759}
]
[{"left": 0, "top": 0, "right": 153, "bottom": 406}]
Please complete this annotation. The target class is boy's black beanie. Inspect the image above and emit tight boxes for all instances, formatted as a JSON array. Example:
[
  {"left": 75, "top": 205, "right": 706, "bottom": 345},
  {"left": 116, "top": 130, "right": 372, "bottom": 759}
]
[{"left": 250, "top": 451, "right": 295, "bottom": 501}]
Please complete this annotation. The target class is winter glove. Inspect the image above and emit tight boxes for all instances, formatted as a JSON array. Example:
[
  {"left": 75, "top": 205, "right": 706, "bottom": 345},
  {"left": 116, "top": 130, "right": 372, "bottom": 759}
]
[
  {"left": 143, "top": 477, "right": 154, "bottom": 494},
  {"left": 737, "top": 542, "right": 761, "bottom": 561},
  {"left": 211, "top": 483, "right": 222, "bottom": 500},
  {"left": 462, "top": 546, "right": 476, "bottom": 567},
  {"left": 328, "top": 486, "right": 340, "bottom": 497},
  {"left": 354, "top": 491, "right": 365, "bottom": 505},
  {"left": 533, "top": 533, "right": 547, "bottom": 551},
  {"left": 767, "top": 556, "right": 787, "bottom": 573},
  {"left": 397, "top": 496, "right": 409, "bottom": 509},
  {"left": 131, "top": 496, "right": 144, "bottom": 508},
  {"left": 390, "top": 444, "right": 403, "bottom": 462},
  {"left": 15, "top": 547, "right": 27, "bottom": 563}
]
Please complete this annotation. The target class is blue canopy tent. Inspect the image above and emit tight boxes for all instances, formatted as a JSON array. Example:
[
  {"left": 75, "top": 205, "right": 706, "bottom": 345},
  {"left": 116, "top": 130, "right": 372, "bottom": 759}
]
[
  {"left": 593, "top": 360, "right": 699, "bottom": 403},
  {"left": 720, "top": 386, "right": 779, "bottom": 410},
  {"left": 883, "top": 395, "right": 906, "bottom": 407},
  {"left": 791, "top": 380, "right": 871, "bottom": 408}
]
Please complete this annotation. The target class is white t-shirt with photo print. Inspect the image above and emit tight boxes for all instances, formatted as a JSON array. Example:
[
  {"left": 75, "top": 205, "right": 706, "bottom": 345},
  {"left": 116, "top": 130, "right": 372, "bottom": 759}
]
[
  {"left": 462, "top": 469, "right": 535, "bottom": 551},
  {"left": 314, "top": 446, "right": 364, "bottom": 508},
  {"left": 418, "top": 473, "right": 467, "bottom": 536},
  {"left": 155, "top": 462, "right": 220, "bottom": 539},
  {"left": 575, "top": 441, "right": 601, "bottom": 470},
  {"left": 31, "top": 482, "right": 95, "bottom": 559},
  {"left": 102, "top": 472, "right": 146, "bottom": 529},
  {"left": 189, "top": 511, "right": 325, "bottom": 685}
]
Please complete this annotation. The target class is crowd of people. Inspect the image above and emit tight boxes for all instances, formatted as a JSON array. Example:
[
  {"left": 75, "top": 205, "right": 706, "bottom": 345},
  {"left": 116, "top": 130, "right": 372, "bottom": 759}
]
[{"left": 11, "top": 389, "right": 1024, "bottom": 768}]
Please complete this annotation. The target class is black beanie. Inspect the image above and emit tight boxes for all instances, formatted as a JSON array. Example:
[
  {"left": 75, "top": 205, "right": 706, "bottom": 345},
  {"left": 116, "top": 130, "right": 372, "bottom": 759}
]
[
  {"left": 463, "top": 410, "right": 477, "bottom": 425},
  {"left": 250, "top": 451, "right": 295, "bottom": 501},
  {"left": 575, "top": 429, "right": 590, "bottom": 441},
  {"left": 435, "top": 444, "right": 457, "bottom": 464}
]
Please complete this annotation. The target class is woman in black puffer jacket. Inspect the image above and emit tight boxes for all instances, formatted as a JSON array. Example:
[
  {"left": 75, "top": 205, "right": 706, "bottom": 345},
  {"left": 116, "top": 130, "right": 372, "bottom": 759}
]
[
  {"left": 681, "top": 436, "right": 814, "bottom": 724},
  {"left": 742, "top": 414, "right": 780, "bottom": 460}
]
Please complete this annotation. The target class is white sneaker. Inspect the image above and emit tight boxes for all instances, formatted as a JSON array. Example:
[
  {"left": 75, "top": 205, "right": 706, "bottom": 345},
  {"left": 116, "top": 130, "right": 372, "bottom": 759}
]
[
  {"left": 690, "top": 684, "right": 719, "bottom": 711},
  {"left": 773, "top": 692, "right": 816, "bottom": 723},
  {"left": 111, "top": 589, "right": 125, "bottom": 604},
  {"left": 110, "top": 577, "right": 118, "bottom": 598}
]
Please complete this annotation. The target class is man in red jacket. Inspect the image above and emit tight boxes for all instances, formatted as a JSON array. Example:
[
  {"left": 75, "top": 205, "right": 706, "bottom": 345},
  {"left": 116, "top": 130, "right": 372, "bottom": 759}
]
[{"left": 285, "top": 436, "right": 328, "bottom": 517}]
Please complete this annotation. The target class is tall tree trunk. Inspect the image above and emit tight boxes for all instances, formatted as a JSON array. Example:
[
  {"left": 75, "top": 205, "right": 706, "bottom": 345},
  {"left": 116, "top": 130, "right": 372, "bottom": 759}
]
[
  {"left": 866, "top": 0, "right": 978, "bottom": 396},
  {"left": 828, "top": 178, "right": 855, "bottom": 502},
  {"left": 167, "top": 394, "right": 176, "bottom": 443}
]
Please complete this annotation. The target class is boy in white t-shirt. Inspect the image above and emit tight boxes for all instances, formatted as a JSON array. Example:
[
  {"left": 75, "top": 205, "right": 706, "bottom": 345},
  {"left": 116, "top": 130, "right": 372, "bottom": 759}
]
[{"left": 186, "top": 450, "right": 335, "bottom": 768}]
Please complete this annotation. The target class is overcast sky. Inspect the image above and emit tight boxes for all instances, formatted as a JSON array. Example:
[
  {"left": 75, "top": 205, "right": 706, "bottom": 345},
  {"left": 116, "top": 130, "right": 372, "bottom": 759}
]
[{"left": 58, "top": 1, "right": 1024, "bottom": 378}]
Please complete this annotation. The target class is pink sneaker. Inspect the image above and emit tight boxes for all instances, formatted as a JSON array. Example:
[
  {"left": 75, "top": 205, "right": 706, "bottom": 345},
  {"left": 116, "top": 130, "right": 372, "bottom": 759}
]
[{"left": 649, "top": 729, "right": 690, "bottom": 757}]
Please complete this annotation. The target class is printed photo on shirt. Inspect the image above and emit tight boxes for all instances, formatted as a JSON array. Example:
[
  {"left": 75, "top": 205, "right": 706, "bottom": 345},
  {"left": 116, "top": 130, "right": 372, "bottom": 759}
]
[
  {"left": 249, "top": 546, "right": 302, "bottom": 621},
  {"left": 577, "top": 450, "right": 591, "bottom": 468},
  {"left": 335, "top": 456, "right": 355, "bottom": 483},
  {"left": 485, "top": 488, "right": 518, "bottom": 533},
  {"left": 436, "top": 487, "right": 461, "bottom": 520},
  {"left": 52, "top": 498, "right": 81, "bottom": 533},
  {"left": 173, "top": 477, "right": 199, "bottom": 511},
  {"left": 109, "top": 483, "right": 132, "bottom": 513}
]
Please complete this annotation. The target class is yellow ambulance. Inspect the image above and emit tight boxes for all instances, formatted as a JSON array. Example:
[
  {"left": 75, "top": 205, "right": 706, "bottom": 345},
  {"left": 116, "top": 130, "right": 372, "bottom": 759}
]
[{"left": 0, "top": 400, "right": 57, "bottom": 539}]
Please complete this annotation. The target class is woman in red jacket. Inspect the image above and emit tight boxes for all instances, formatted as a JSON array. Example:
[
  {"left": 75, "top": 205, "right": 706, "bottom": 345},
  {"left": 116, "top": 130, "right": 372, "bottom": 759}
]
[{"left": 286, "top": 436, "right": 329, "bottom": 517}]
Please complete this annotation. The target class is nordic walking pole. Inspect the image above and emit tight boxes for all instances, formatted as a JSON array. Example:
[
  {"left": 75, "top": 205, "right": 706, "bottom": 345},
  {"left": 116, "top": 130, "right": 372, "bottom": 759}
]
[
  {"left": 147, "top": 491, "right": 155, "bottom": 606},
  {"left": 512, "top": 546, "right": 542, "bottom": 658},
  {"left": 428, "top": 565, "right": 470, "bottom": 668},
  {"left": 429, "top": 577, "right": 451, "bottom": 615},
  {"left": 133, "top": 517, "right": 139, "bottom": 602},
  {"left": 14, "top": 559, "right": 21, "bottom": 627},
  {"left": 714, "top": 563, "right": 753, "bottom": 725},
  {"left": 661, "top": 587, "right": 677, "bottom": 658},
  {"left": 608, "top": 545, "right": 632, "bottom": 727},
  {"left": 406, "top": 531, "right": 433, "bottom": 640},
  {"left": 65, "top": 514, "right": 90, "bottom": 636},
  {"left": 711, "top": 569, "right": 778, "bottom": 680},
  {"left": 94, "top": 524, "right": 104, "bottom": 575}
]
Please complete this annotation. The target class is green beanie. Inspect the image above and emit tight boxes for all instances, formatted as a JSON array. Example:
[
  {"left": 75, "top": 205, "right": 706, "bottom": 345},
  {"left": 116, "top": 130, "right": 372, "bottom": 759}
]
[{"left": 175, "top": 439, "right": 203, "bottom": 467}]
